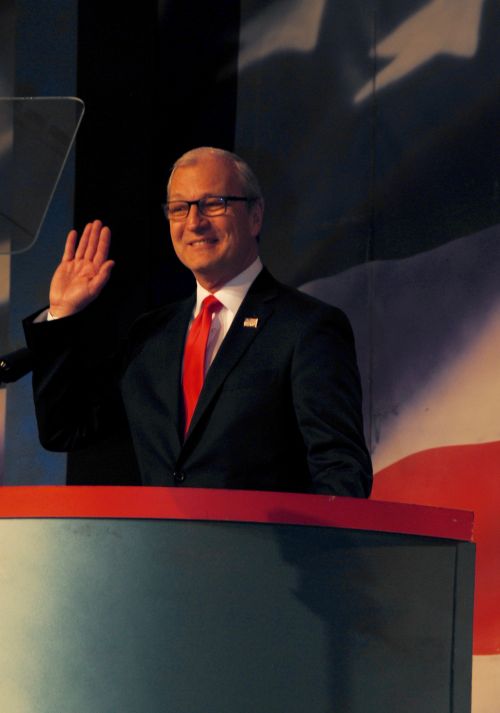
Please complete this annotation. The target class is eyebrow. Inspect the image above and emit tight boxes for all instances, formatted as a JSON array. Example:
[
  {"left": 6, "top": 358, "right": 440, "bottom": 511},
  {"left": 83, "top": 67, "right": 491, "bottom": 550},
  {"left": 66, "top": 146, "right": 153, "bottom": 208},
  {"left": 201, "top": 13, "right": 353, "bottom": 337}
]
[{"left": 168, "top": 192, "right": 219, "bottom": 200}]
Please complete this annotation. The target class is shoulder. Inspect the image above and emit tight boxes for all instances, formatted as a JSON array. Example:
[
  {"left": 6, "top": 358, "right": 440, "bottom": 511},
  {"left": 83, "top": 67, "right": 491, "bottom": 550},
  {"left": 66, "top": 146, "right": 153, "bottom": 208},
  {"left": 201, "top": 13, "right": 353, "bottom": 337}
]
[
  {"left": 253, "top": 268, "right": 352, "bottom": 331},
  {"left": 126, "top": 296, "right": 193, "bottom": 347}
]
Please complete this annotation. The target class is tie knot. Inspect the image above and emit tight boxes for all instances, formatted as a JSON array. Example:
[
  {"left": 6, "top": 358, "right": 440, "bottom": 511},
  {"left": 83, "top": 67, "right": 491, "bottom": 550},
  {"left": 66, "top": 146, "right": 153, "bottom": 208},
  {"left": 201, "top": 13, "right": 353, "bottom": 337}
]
[{"left": 200, "top": 295, "right": 222, "bottom": 316}]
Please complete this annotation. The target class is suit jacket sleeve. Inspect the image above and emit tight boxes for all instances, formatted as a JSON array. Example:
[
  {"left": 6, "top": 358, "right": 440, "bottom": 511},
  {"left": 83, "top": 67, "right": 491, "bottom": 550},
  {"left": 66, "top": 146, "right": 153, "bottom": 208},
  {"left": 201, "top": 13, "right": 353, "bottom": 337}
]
[
  {"left": 23, "top": 307, "right": 127, "bottom": 452},
  {"left": 290, "top": 305, "right": 372, "bottom": 497}
]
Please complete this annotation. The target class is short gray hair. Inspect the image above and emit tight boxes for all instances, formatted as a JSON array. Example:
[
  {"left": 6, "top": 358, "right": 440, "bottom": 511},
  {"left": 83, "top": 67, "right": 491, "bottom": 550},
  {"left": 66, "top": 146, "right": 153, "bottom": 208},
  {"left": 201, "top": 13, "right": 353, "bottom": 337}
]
[{"left": 167, "top": 146, "right": 263, "bottom": 201}]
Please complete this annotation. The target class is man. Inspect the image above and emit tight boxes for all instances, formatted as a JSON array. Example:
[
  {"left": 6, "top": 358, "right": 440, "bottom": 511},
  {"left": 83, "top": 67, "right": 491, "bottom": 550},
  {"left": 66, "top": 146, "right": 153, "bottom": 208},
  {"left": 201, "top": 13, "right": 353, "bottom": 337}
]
[{"left": 24, "top": 147, "right": 372, "bottom": 496}]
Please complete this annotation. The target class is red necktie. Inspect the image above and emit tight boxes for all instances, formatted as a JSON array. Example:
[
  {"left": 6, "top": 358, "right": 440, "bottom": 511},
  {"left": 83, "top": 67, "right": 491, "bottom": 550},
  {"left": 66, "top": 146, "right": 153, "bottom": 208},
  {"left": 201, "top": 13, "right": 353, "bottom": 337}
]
[{"left": 182, "top": 295, "right": 222, "bottom": 435}]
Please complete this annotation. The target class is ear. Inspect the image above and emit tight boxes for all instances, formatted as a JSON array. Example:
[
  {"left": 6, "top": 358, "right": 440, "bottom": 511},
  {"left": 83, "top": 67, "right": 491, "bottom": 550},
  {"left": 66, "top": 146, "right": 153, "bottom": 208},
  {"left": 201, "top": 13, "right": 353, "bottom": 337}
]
[{"left": 250, "top": 198, "right": 264, "bottom": 238}]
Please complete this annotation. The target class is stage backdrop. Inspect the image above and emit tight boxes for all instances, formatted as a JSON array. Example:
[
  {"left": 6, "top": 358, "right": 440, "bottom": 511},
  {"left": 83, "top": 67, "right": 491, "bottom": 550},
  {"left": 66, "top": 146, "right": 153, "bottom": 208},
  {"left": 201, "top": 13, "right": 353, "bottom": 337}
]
[{"left": 232, "top": 1, "right": 499, "bottom": 710}]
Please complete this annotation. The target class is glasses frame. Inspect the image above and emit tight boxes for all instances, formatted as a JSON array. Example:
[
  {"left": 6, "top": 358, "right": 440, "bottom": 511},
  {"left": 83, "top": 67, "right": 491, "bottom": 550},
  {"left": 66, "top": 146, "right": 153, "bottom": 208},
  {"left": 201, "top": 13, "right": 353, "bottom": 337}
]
[{"left": 163, "top": 195, "right": 257, "bottom": 221}]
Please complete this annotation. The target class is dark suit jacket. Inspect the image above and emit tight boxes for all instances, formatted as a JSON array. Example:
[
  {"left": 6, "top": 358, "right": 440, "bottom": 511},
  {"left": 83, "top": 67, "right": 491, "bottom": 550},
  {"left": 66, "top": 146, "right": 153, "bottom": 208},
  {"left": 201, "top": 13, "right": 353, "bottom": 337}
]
[{"left": 24, "top": 269, "right": 372, "bottom": 496}]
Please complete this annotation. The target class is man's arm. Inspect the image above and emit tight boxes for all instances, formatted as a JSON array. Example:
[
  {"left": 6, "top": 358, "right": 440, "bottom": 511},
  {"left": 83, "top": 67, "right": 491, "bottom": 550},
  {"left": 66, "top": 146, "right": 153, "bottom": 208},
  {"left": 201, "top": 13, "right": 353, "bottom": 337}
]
[
  {"left": 23, "top": 306, "right": 126, "bottom": 451},
  {"left": 291, "top": 306, "right": 373, "bottom": 497},
  {"left": 23, "top": 220, "right": 119, "bottom": 451}
]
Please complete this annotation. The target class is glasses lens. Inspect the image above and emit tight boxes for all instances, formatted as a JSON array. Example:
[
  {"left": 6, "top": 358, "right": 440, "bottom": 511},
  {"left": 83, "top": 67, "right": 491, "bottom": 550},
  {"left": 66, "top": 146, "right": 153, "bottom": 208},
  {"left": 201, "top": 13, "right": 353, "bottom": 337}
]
[
  {"left": 167, "top": 201, "right": 189, "bottom": 220},
  {"left": 200, "top": 196, "right": 226, "bottom": 216}
]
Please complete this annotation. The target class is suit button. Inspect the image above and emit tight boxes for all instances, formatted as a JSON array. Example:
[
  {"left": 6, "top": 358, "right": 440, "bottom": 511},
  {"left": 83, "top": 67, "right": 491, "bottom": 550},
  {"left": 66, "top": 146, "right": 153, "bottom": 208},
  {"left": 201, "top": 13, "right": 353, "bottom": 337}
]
[{"left": 173, "top": 470, "right": 186, "bottom": 483}]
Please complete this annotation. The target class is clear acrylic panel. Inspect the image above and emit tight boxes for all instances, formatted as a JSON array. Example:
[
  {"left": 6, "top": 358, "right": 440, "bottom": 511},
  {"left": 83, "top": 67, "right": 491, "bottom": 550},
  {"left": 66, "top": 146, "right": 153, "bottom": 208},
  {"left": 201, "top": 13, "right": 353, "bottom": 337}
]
[{"left": 0, "top": 97, "right": 84, "bottom": 254}]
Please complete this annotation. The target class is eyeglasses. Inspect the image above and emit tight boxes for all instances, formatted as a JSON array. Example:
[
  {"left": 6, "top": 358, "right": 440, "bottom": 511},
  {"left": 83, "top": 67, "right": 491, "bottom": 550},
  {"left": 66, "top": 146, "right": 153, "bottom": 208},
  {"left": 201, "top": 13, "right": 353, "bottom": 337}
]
[{"left": 164, "top": 195, "right": 257, "bottom": 221}]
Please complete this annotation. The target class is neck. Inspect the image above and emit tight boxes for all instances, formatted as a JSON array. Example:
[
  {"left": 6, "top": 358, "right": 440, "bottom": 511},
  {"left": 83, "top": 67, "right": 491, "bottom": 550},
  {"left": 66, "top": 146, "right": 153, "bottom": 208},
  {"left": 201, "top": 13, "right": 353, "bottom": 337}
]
[{"left": 195, "top": 255, "right": 260, "bottom": 293}]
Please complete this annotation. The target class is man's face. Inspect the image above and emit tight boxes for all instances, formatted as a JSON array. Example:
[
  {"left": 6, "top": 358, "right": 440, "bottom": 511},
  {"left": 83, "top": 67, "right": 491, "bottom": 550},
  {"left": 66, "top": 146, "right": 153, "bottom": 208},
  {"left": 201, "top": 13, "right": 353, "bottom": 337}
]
[{"left": 167, "top": 155, "right": 263, "bottom": 291}]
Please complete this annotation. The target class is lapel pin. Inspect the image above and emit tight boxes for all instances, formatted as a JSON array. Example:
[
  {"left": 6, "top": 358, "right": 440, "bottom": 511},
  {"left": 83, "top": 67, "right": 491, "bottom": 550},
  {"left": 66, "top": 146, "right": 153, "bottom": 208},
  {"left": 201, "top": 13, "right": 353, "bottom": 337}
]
[{"left": 243, "top": 317, "right": 259, "bottom": 328}]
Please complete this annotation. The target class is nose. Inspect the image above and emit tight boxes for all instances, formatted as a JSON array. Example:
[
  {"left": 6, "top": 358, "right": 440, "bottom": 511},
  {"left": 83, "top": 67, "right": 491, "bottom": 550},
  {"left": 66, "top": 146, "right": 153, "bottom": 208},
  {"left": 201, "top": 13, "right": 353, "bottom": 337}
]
[{"left": 186, "top": 203, "right": 205, "bottom": 230}]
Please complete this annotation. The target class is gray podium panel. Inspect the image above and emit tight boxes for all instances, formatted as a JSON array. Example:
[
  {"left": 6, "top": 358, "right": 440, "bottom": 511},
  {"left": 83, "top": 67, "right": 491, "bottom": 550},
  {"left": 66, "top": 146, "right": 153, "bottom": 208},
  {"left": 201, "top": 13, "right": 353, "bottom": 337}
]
[{"left": 0, "top": 518, "right": 473, "bottom": 713}]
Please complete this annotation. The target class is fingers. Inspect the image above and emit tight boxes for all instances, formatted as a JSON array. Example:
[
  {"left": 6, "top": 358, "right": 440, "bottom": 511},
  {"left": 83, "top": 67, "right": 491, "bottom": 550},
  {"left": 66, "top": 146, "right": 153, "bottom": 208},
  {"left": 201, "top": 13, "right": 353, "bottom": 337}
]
[
  {"left": 92, "top": 225, "right": 112, "bottom": 267},
  {"left": 62, "top": 230, "right": 78, "bottom": 261},
  {"left": 86, "top": 220, "right": 105, "bottom": 262},
  {"left": 74, "top": 222, "right": 93, "bottom": 260},
  {"left": 73, "top": 220, "right": 110, "bottom": 263}
]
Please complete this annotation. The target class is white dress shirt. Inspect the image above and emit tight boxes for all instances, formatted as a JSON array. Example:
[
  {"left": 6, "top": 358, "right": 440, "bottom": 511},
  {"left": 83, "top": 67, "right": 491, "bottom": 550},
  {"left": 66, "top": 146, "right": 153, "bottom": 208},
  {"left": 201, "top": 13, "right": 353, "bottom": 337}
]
[{"left": 191, "top": 257, "right": 263, "bottom": 373}]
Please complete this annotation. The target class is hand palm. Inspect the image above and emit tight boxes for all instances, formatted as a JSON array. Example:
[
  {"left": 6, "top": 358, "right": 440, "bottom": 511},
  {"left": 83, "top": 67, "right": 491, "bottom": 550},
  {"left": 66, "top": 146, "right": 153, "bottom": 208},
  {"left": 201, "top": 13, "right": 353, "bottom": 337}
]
[{"left": 49, "top": 221, "right": 115, "bottom": 318}]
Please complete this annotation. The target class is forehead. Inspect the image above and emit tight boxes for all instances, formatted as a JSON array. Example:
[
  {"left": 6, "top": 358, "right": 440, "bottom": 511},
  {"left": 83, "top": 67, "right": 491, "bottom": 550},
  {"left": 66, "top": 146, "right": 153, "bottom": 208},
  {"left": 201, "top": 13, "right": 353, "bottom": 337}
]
[{"left": 169, "top": 156, "right": 243, "bottom": 199}]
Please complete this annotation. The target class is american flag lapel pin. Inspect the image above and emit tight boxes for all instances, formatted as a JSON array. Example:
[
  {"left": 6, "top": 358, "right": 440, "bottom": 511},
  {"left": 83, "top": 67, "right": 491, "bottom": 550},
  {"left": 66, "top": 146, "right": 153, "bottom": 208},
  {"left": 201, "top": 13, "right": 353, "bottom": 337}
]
[{"left": 243, "top": 317, "right": 259, "bottom": 328}]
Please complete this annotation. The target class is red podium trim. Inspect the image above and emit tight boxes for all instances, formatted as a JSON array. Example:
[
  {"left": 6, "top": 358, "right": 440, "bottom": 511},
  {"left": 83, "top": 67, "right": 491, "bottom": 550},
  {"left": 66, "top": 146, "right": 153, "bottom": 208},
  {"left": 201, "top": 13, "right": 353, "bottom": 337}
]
[{"left": 0, "top": 486, "right": 473, "bottom": 541}]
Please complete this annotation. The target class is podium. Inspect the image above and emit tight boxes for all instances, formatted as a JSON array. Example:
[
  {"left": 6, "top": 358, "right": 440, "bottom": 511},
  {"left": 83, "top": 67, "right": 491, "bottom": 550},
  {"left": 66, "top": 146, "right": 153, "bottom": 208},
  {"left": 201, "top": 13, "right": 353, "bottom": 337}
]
[{"left": 0, "top": 487, "right": 474, "bottom": 713}]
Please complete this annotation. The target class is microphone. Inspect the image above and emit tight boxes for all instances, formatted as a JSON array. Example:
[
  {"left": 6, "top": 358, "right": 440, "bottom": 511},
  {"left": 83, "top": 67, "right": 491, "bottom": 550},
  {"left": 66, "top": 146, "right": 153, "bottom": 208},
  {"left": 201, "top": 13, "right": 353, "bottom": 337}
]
[{"left": 0, "top": 347, "right": 33, "bottom": 384}]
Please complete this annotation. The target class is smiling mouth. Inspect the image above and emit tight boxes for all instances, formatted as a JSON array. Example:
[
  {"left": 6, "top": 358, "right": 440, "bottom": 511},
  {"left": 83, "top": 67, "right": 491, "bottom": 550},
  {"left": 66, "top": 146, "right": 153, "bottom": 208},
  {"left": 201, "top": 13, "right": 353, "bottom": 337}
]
[{"left": 188, "top": 238, "right": 218, "bottom": 246}]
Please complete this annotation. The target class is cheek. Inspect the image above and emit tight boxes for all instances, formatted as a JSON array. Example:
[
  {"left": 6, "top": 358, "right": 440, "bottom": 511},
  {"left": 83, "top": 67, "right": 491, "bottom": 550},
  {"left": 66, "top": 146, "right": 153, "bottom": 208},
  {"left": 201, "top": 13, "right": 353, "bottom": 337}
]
[{"left": 169, "top": 225, "right": 184, "bottom": 247}]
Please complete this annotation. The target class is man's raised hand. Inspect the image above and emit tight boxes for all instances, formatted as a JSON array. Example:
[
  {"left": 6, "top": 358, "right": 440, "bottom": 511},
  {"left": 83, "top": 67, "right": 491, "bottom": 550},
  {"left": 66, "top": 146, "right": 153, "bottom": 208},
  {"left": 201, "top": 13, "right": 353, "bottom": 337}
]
[{"left": 49, "top": 220, "right": 115, "bottom": 318}]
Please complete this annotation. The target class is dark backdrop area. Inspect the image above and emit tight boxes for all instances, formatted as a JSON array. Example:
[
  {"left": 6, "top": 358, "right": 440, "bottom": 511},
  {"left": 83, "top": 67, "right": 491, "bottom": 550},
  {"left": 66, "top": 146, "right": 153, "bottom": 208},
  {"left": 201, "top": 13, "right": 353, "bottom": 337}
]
[
  {"left": 74, "top": 0, "right": 240, "bottom": 319},
  {"left": 67, "top": 1, "right": 241, "bottom": 482}
]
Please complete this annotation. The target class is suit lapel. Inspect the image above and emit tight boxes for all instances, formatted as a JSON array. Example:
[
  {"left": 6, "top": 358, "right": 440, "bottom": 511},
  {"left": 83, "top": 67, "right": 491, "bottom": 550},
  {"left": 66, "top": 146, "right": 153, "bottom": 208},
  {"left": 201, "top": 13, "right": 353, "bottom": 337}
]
[
  {"left": 150, "top": 297, "right": 193, "bottom": 448},
  {"left": 184, "top": 270, "right": 278, "bottom": 441}
]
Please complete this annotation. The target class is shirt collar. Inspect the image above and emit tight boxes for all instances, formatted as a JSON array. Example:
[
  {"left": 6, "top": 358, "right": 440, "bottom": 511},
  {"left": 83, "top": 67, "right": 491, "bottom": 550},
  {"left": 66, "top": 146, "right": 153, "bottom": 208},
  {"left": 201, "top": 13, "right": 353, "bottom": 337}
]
[{"left": 194, "top": 257, "right": 263, "bottom": 317}]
